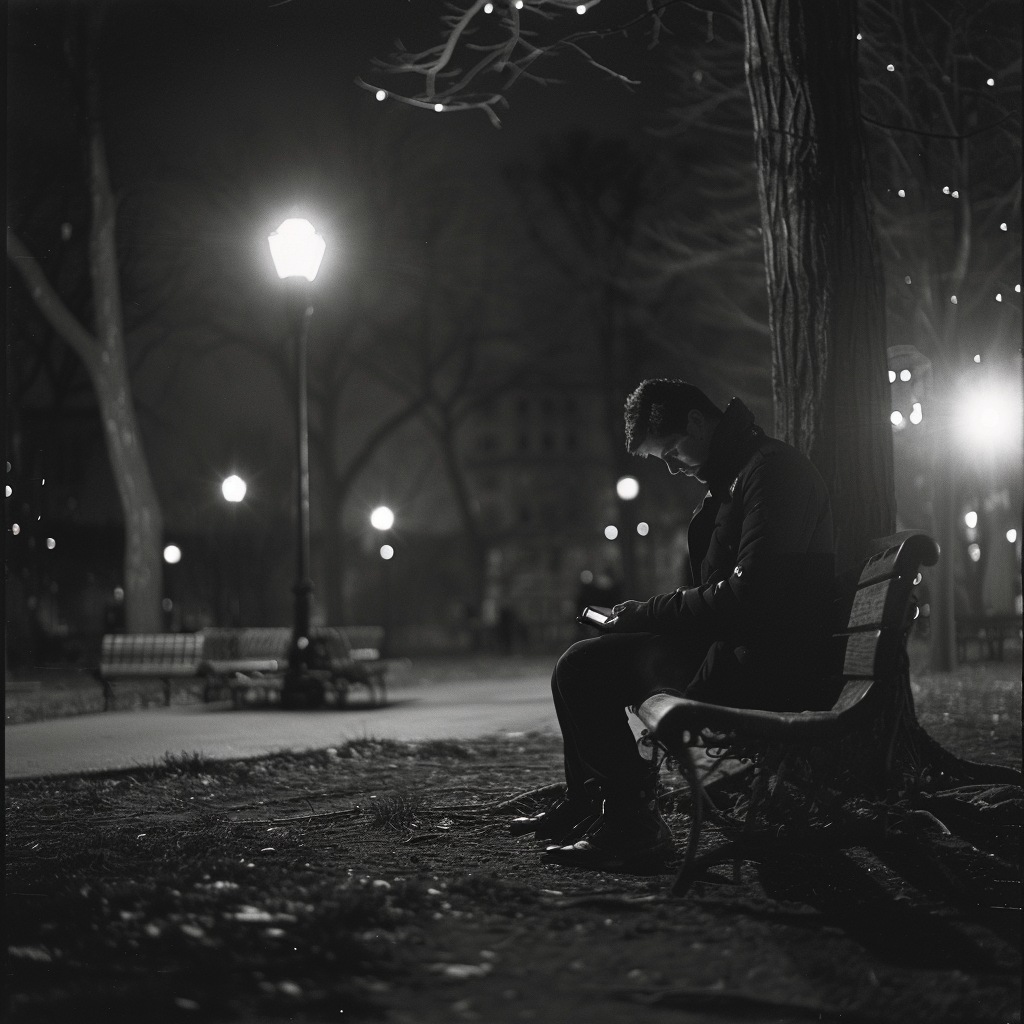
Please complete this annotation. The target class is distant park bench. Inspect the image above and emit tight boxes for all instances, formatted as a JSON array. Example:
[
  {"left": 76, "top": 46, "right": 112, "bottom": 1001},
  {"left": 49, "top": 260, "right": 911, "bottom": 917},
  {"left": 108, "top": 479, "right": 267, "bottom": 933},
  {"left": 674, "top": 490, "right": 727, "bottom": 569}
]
[
  {"left": 955, "top": 613, "right": 1022, "bottom": 662},
  {"left": 199, "top": 625, "right": 392, "bottom": 708},
  {"left": 636, "top": 531, "right": 942, "bottom": 895},
  {"left": 96, "top": 626, "right": 394, "bottom": 711},
  {"left": 95, "top": 633, "right": 206, "bottom": 711}
]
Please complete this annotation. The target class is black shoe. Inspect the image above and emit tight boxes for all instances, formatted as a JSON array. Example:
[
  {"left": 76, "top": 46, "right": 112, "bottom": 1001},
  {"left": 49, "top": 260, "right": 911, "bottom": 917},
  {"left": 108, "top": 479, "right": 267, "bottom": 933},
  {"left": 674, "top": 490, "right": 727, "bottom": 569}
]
[
  {"left": 509, "top": 797, "right": 598, "bottom": 843},
  {"left": 545, "top": 791, "right": 673, "bottom": 870}
]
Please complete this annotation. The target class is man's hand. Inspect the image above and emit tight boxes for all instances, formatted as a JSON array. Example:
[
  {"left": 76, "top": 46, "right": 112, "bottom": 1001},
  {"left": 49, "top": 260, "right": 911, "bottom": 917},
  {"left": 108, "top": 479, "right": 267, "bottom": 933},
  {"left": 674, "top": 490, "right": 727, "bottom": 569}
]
[{"left": 605, "top": 600, "right": 649, "bottom": 632}]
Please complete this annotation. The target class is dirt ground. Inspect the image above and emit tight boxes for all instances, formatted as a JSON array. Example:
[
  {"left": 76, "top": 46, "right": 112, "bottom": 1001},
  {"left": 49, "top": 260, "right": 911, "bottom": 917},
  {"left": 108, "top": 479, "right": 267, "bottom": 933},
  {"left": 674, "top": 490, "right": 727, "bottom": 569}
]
[{"left": 5, "top": 665, "right": 1022, "bottom": 1024}]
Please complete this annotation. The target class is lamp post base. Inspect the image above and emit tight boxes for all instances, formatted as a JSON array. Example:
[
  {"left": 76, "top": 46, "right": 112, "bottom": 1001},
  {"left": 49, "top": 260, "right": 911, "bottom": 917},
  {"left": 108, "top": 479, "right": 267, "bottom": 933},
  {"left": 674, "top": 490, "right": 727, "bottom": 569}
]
[{"left": 281, "top": 668, "right": 326, "bottom": 709}]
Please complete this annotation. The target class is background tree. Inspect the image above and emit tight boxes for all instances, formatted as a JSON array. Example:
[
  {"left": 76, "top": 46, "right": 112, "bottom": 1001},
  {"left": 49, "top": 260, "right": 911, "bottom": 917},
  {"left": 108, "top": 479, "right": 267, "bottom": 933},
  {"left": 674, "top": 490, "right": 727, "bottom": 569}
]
[
  {"left": 859, "top": 0, "right": 1022, "bottom": 669},
  {"left": 7, "top": 9, "right": 164, "bottom": 632},
  {"left": 367, "top": 0, "right": 895, "bottom": 568}
]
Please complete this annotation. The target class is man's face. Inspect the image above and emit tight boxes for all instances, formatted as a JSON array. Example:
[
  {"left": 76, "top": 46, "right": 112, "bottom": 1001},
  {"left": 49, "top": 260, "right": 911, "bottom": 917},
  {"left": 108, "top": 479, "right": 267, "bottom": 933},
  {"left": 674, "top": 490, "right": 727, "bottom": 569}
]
[{"left": 635, "top": 411, "right": 711, "bottom": 476}]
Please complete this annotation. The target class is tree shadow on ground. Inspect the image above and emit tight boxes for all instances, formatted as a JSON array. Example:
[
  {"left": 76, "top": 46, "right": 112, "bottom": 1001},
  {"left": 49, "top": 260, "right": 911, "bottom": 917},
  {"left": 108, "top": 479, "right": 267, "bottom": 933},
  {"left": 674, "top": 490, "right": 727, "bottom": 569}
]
[{"left": 757, "top": 847, "right": 1007, "bottom": 972}]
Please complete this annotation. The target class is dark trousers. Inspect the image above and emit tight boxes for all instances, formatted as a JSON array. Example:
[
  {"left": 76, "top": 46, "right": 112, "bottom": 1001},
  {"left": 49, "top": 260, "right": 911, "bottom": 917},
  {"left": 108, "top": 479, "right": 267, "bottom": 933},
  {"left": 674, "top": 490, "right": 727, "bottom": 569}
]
[{"left": 551, "top": 632, "right": 714, "bottom": 803}]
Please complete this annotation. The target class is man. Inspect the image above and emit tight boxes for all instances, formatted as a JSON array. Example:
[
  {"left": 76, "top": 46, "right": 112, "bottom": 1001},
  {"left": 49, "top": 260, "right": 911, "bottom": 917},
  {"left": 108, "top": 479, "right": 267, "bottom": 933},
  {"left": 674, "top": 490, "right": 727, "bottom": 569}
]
[{"left": 513, "top": 379, "right": 835, "bottom": 869}]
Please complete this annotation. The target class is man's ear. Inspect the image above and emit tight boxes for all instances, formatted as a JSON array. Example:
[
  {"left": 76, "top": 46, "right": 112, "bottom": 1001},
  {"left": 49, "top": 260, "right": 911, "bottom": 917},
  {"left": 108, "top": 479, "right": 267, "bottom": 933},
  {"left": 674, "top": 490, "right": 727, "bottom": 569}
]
[{"left": 686, "top": 409, "right": 705, "bottom": 439}]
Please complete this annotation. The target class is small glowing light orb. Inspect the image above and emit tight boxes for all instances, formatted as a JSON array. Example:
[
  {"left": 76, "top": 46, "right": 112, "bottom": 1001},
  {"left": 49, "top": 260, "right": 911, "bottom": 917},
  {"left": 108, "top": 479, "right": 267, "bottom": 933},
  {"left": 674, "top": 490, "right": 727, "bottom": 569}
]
[
  {"left": 514, "top": 0, "right": 523, "bottom": 7},
  {"left": 46, "top": 537, "right": 55, "bottom": 550},
  {"left": 888, "top": 370, "right": 897, "bottom": 383},
  {"left": 897, "top": 189, "right": 905, "bottom": 197},
  {"left": 952, "top": 190, "right": 959, "bottom": 198},
  {"left": 886, "top": 64, "right": 895, "bottom": 71},
  {"left": 997, "top": 293, "right": 1003, "bottom": 302},
  {"left": 11, "top": 523, "right": 20, "bottom": 535},
  {"left": 604, "top": 525, "right": 619, "bottom": 541},
  {"left": 900, "top": 369, "right": 911, "bottom": 382},
  {"left": 267, "top": 219, "right": 326, "bottom": 282},
  {"left": 114, "top": 587, "right": 125, "bottom": 601},
  {"left": 484, "top": 2, "right": 494, "bottom": 11},
  {"left": 580, "top": 569, "right": 594, "bottom": 584},
  {"left": 950, "top": 295, "right": 957, "bottom": 304},
  {"left": 434, "top": 103, "right": 444, "bottom": 112},
  {"left": 370, "top": 506, "right": 395, "bottom": 531},
  {"left": 636, "top": 522, "right": 649, "bottom": 536},
  {"left": 222, "top": 475, "right": 246, "bottom": 502},
  {"left": 1007, "top": 529, "right": 1018, "bottom": 543},
  {"left": 380, "top": 544, "right": 394, "bottom": 560},
  {"left": 375, "top": 89, "right": 387, "bottom": 102},
  {"left": 616, "top": 476, "right": 640, "bottom": 500},
  {"left": 987, "top": 78, "right": 995, "bottom": 86},
  {"left": 964, "top": 511, "right": 978, "bottom": 529},
  {"left": 856, "top": 33, "right": 862, "bottom": 40},
  {"left": 905, "top": 276, "right": 912, "bottom": 284},
  {"left": 5, "top": 485, "right": 11, "bottom": 497},
  {"left": 1015, "top": 284, "right": 1020, "bottom": 293},
  {"left": 943, "top": 186, "right": 950, "bottom": 194},
  {"left": 162, "top": 597, "right": 173, "bottom": 612},
  {"left": 909, "top": 403, "right": 923, "bottom": 425},
  {"left": 577, "top": 3, "right": 587, "bottom": 11},
  {"left": 890, "top": 411, "right": 904, "bottom": 427},
  {"left": 967, "top": 543, "right": 981, "bottom": 563},
  {"left": 974, "top": 354, "right": 981, "bottom": 363},
  {"left": 1000, "top": 223, "right": 1008, "bottom": 231},
  {"left": 163, "top": 544, "right": 182, "bottom": 564}
]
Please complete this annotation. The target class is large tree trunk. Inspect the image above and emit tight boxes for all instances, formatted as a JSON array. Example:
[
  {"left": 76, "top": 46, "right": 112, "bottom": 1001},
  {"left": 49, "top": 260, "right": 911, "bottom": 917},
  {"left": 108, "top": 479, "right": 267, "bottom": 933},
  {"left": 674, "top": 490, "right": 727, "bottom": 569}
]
[{"left": 742, "top": 0, "right": 895, "bottom": 569}]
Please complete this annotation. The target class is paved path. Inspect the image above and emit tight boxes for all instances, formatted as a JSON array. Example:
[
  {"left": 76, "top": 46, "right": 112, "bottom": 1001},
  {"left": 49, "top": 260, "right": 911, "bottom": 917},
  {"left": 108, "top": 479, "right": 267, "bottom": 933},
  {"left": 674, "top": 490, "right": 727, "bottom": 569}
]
[{"left": 5, "top": 676, "right": 559, "bottom": 779}]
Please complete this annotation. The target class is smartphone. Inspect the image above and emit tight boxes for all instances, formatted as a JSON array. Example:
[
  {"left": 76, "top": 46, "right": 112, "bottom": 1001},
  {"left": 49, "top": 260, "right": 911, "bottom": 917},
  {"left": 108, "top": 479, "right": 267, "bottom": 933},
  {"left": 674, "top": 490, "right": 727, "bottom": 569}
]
[{"left": 578, "top": 605, "right": 615, "bottom": 630}]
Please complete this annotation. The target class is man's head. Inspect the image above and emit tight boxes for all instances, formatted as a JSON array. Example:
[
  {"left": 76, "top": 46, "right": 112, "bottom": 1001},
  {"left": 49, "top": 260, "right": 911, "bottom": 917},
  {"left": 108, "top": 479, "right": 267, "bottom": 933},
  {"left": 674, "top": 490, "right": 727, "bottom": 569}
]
[{"left": 624, "top": 379, "right": 722, "bottom": 476}]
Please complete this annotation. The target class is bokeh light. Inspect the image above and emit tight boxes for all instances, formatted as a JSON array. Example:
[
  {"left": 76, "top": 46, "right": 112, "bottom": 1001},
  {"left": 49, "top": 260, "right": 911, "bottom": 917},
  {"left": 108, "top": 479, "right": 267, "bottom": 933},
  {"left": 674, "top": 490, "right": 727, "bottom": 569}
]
[
  {"left": 163, "top": 544, "right": 182, "bottom": 564},
  {"left": 1007, "top": 529, "right": 1018, "bottom": 544},
  {"left": 964, "top": 511, "right": 978, "bottom": 529},
  {"left": 370, "top": 506, "right": 395, "bottom": 531},
  {"left": 604, "top": 525, "right": 618, "bottom": 541},
  {"left": 616, "top": 476, "right": 639, "bottom": 500},
  {"left": 579, "top": 570, "right": 593, "bottom": 584},
  {"left": 380, "top": 544, "right": 394, "bottom": 560},
  {"left": 221, "top": 475, "right": 247, "bottom": 502},
  {"left": 636, "top": 522, "right": 649, "bottom": 536},
  {"left": 967, "top": 543, "right": 981, "bottom": 562}
]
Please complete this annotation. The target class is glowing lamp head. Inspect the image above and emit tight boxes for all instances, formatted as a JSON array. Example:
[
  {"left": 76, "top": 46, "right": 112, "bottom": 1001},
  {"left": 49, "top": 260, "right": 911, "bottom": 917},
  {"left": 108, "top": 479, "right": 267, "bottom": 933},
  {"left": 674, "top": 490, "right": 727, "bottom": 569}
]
[
  {"left": 616, "top": 476, "right": 639, "bottom": 501},
  {"left": 268, "top": 218, "right": 326, "bottom": 282},
  {"left": 222, "top": 475, "right": 247, "bottom": 503},
  {"left": 163, "top": 544, "right": 182, "bottom": 564},
  {"left": 956, "top": 385, "right": 1024, "bottom": 454},
  {"left": 370, "top": 506, "right": 395, "bottom": 531}
]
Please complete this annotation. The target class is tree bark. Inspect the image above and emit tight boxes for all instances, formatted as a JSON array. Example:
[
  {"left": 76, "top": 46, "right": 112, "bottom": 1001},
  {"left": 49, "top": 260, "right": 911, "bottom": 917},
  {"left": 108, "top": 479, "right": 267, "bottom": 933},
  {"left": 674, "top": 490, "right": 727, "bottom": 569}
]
[
  {"left": 742, "top": 0, "right": 895, "bottom": 569},
  {"left": 6, "top": 16, "right": 164, "bottom": 634}
]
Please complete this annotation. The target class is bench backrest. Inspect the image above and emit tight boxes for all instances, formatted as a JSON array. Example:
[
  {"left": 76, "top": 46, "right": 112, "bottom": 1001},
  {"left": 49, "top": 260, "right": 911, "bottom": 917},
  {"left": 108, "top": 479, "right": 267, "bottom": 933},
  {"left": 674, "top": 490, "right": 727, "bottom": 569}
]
[
  {"left": 100, "top": 633, "right": 204, "bottom": 667},
  {"left": 198, "top": 626, "right": 377, "bottom": 661},
  {"left": 830, "top": 532, "right": 939, "bottom": 687}
]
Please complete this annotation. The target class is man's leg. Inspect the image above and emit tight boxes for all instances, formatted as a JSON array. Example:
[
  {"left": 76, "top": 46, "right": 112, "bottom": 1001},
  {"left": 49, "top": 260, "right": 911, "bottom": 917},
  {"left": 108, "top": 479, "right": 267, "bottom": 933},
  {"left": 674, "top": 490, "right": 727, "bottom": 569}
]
[{"left": 514, "top": 631, "right": 707, "bottom": 857}]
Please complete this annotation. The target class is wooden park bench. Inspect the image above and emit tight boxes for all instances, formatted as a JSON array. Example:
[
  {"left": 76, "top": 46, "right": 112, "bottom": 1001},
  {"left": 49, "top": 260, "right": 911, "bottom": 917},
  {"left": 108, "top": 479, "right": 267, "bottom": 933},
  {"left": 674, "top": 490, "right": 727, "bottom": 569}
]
[
  {"left": 95, "top": 633, "right": 205, "bottom": 711},
  {"left": 636, "top": 531, "right": 960, "bottom": 895},
  {"left": 199, "top": 625, "right": 392, "bottom": 708},
  {"left": 955, "top": 612, "right": 1023, "bottom": 662}
]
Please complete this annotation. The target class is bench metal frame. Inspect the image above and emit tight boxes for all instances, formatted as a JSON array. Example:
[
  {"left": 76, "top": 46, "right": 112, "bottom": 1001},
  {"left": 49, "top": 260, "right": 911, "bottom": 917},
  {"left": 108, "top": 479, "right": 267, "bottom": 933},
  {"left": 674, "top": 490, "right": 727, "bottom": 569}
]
[{"left": 636, "top": 532, "right": 941, "bottom": 896}]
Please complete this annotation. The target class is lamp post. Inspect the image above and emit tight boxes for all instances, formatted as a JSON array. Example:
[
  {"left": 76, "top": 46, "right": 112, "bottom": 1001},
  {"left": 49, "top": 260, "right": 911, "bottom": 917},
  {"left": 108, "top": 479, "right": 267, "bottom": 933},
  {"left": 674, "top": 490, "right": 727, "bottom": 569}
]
[
  {"left": 371, "top": 506, "right": 395, "bottom": 657},
  {"left": 268, "top": 218, "right": 326, "bottom": 707},
  {"left": 221, "top": 474, "right": 246, "bottom": 626}
]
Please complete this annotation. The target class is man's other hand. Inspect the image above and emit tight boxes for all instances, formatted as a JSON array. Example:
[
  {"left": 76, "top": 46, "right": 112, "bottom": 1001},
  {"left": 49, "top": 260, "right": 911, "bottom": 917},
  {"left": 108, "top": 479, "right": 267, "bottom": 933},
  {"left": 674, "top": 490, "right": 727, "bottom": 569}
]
[{"left": 606, "top": 600, "right": 648, "bottom": 632}]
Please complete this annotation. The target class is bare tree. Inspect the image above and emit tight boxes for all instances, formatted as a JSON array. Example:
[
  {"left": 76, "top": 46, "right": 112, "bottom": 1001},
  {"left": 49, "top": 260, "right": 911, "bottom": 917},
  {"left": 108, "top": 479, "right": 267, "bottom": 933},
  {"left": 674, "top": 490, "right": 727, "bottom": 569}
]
[
  {"left": 858, "top": 0, "right": 1022, "bottom": 669},
  {"left": 7, "top": 10, "right": 163, "bottom": 633}
]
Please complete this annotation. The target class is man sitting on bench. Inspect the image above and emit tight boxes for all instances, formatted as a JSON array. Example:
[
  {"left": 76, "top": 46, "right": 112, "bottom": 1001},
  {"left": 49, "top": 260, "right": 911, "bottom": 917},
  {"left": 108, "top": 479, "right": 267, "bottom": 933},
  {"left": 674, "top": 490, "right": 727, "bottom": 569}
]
[{"left": 513, "top": 379, "right": 835, "bottom": 869}]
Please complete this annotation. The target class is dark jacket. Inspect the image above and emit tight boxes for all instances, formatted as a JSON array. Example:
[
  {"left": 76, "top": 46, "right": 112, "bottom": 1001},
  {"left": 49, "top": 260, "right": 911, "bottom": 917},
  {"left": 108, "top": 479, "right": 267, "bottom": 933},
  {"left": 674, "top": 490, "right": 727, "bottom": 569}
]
[{"left": 638, "top": 398, "right": 835, "bottom": 709}]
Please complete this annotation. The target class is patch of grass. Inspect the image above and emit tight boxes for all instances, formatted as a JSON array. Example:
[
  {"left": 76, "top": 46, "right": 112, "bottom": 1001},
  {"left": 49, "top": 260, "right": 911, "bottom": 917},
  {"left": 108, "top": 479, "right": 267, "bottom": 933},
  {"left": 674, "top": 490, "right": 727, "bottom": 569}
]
[
  {"left": 367, "top": 792, "right": 430, "bottom": 831},
  {"left": 413, "top": 739, "right": 474, "bottom": 760}
]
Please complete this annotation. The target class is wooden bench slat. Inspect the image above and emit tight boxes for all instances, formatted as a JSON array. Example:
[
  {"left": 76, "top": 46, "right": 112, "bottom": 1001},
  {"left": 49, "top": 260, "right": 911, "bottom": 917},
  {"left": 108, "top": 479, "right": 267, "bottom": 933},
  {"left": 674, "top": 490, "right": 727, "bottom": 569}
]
[{"left": 846, "top": 578, "right": 915, "bottom": 632}]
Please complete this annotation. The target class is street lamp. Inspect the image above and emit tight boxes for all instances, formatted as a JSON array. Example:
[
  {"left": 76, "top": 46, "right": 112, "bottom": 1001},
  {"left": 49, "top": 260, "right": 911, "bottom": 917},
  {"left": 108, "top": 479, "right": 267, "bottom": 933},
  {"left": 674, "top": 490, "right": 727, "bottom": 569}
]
[
  {"left": 269, "top": 217, "right": 326, "bottom": 706},
  {"left": 221, "top": 474, "right": 247, "bottom": 626},
  {"left": 371, "top": 506, "right": 395, "bottom": 655}
]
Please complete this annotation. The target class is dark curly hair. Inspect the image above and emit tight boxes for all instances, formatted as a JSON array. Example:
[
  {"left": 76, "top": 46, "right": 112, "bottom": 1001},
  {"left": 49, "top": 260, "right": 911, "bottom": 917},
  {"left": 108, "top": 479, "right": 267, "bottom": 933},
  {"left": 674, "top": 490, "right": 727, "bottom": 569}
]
[{"left": 624, "top": 379, "right": 722, "bottom": 454}]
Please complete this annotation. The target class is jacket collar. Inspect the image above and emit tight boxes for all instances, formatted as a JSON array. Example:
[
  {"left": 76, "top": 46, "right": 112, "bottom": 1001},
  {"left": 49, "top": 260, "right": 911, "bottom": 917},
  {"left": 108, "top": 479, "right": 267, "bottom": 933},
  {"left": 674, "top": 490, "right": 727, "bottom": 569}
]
[{"left": 697, "top": 398, "right": 764, "bottom": 497}]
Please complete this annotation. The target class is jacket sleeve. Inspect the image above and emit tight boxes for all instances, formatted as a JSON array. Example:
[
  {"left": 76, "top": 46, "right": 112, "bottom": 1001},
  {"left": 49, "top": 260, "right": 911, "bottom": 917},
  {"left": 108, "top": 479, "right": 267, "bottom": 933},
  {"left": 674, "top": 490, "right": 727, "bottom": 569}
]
[{"left": 637, "top": 450, "right": 830, "bottom": 636}]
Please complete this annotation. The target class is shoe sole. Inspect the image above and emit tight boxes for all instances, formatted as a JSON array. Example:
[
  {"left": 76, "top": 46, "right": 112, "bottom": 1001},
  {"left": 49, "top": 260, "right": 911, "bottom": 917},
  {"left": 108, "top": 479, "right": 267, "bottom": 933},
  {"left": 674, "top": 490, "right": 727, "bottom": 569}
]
[{"left": 543, "top": 838, "right": 676, "bottom": 871}]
